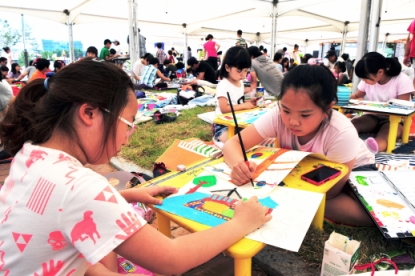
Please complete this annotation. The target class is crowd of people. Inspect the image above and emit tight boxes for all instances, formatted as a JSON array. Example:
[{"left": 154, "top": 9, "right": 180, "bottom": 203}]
[{"left": 0, "top": 19, "right": 414, "bottom": 275}]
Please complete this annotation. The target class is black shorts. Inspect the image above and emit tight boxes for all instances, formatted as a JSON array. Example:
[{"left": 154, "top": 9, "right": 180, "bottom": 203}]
[{"left": 364, "top": 114, "right": 403, "bottom": 132}]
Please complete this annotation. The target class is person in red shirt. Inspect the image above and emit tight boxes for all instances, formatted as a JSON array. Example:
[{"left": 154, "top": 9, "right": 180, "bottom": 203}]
[
  {"left": 29, "top": 59, "right": 50, "bottom": 82},
  {"left": 403, "top": 18, "right": 415, "bottom": 88}
]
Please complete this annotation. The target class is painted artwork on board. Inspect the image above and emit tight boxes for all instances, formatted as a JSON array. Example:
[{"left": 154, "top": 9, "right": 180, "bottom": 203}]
[
  {"left": 349, "top": 171, "right": 415, "bottom": 239},
  {"left": 204, "top": 147, "right": 325, "bottom": 196},
  {"left": 217, "top": 109, "right": 269, "bottom": 125},
  {"left": 159, "top": 171, "right": 324, "bottom": 252}
]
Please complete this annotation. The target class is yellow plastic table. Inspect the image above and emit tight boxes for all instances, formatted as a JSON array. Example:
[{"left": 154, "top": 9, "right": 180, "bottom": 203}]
[
  {"left": 338, "top": 106, "right": 415, "bottom": 153},
  {"left": 144, "top": 155, "right": 348, "bottom": 276},
  {"left": 213, "top": 108, "right": 266, "bottom": 140}
]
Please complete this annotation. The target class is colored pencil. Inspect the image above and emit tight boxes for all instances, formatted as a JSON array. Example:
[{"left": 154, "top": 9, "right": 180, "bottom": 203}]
[{"left": 226, "top": 92, "right": 255, "bottom": 187}]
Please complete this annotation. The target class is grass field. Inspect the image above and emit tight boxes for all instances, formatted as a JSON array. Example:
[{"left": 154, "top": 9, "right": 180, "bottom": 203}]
[{"left": 120, "top": 98, "right": 415, "bottom": 271}]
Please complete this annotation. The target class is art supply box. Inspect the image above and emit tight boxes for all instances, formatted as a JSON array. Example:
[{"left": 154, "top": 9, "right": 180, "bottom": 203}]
[{"left": 320, "top": 232, "right": 360, "bottom": 276}]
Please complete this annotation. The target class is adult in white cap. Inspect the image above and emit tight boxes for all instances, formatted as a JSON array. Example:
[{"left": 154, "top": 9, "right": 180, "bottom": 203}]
[{"left": 112, "top": 39, "right": 122, "bottom": 55}]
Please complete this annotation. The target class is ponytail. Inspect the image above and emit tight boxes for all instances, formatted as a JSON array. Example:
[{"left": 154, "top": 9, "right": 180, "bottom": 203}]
[
  {"left": 0, "top": 59, "right": 133, "bottom": 158},
  {"left": 355, "top": 52, "right": 401, "bottom": 79},
  {"left": 385, "top": 57, "right": 401, "bottom": 77},
  {"left": 1, "top": 79, "right": 49, "bottom": 155}
]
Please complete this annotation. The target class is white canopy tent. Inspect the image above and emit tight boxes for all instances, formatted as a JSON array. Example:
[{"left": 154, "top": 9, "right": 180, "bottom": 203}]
[{"left": 0, "top": 0, "right": 413, "bottom": 64}]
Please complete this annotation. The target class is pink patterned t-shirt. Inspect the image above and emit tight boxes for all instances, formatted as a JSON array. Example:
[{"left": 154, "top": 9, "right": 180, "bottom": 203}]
[
  {"left": 254, "top": 107, "right": 375, "bottom": 167},
  {"left": 0, "top": 143, "right": 146, "bottom": 276}
]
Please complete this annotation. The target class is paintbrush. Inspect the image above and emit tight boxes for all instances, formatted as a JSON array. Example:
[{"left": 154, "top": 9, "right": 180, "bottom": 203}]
[{"left": 226, "top": 92, "right": 255, "bottom": 187}]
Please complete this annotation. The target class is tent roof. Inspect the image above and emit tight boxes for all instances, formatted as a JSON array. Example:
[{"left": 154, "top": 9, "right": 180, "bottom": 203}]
[{"left": 0, "top": 0, "right": 413, "bottom": 45}]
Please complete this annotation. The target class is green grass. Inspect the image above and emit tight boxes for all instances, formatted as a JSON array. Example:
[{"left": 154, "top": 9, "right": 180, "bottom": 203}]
[
  {"left": 121, "top": 105, "right": 215, "bottom": 169},
  {"left": 299, "top": 222, "right": 415, "bottom": 271},
  {"left": 119, "top": 96, "right": 415, "bottom": 271}
]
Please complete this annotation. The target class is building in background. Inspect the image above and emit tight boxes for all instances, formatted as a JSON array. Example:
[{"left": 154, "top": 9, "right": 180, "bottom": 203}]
[{"left": 41, "top": 39, "right": 83, "bottom": 52}]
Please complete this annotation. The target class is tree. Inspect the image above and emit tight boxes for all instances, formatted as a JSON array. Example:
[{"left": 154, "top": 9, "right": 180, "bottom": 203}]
[
  {"left": 18, "top": 51, "right": 35, "bottom": 66},
  {"left": 74, "top": 48, "right": 84, "bottom": 59},
  {"left": 0, "top": 19, "right": 21, "bottom": 49},
  {"left": 41, "top": 51, "right": 53, "bottom": 59}
]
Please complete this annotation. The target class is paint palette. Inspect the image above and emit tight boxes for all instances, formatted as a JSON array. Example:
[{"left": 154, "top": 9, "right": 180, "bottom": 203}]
[{"left": 349, "top": 171, "right": 415, "bottom": 239}]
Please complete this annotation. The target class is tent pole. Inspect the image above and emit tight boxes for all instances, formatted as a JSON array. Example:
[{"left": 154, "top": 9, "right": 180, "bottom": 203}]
[
  {"left": 21, "top": 14, "right": 28, "bottom": 67},
  {"left": 381, "top": 32, "right": 389, "bottom": 55},
  {"left": 340, "top": 21, "right": 349, "bottom": 55},
  {"left": 368, "top": 0, "right": 383, "bottom": 52},
  {"left": 64, "top": 10, "right": 75, "bottom": 63},
  {"left": 128, "top": 0, "right": 138, "bottom": 68},
  {"left": 305, "top": 39, "right": 308, "bottom": 55},
  {"left": 352, "top": 0, "right": 371, "bottom": 93},
  {"left": 270, "top": 0, "right": 278, "bottom": 57},
  {"left": 183, "top": 23, "right": 188, "bottom": 64}
]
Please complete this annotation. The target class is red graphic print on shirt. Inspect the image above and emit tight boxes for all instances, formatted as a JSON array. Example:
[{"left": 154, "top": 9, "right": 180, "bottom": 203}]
[
  {"left": 26, "top": 177, "right": 55, "bottom": 215},
  {"left": 0, "top": 178, "right": 13, "bottom": 204},
  {"left": 21, "top": 150, "right": 48, "bottom": 182},
  {"left": 48, "top": 231, "right": 68, "bottom": 250},
  {"left": 34, "top": 259, "right": 64, "bottom": 276},
  {"left": 70, "top": 211, "right": 101, "bottom": 245},
  {"left": 12, "top": 232, "right": 32, "bottom": 252},
  {"left": 64, "top": 167, "right": 78, "bottom": 186},
  {"left": 94, "top": 186, "right": 118, "bottom": 204},
  {"left": 0, "top": 241, "right": 10, "bottom": 276},
  {"left": 1, "top": 206, "right": 11, "bottom": 224},
  {"left": 53, "top": 154, "right": 73, "bottom": 164},
  {"left": 115, "top": 211, "right": 142, "bottom": 241}
]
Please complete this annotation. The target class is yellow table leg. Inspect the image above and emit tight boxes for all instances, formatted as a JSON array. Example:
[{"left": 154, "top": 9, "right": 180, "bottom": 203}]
[
  {"left": 234, "top": 257, "right": 252, "bottom": 276},
  {"left": 311, "top": 193, "right": 326, "bottom": 230},
  {"left": 386, "top": 115, "right": 401, "bottom": 153},
  {"left": 401, "top": 114, "right": 414, "bottom": 144},
  {"left": 156, "top": 213, "right": 171, "bottom": 238},
  {"left": 228, "top": 126, "right": 235, "bottom": 140}
]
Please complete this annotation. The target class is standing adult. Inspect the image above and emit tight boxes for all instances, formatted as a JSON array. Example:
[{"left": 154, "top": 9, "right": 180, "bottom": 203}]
[
  {"left": 2, "top": 47, "right": 12, "bottom": 70},
  {"left": 156, "top": 43, "right": 166, "bottom": 66},
  {"left": 292, "top": 44, "right": 302, "bottom": 64},
  {"left": 247, "top": 46, "right": 284, "bottom": 97},
  {"left": 187, "top": 57, "right": 217, "bottom": 84},
  {"left": 112, "top": 39, "right": 122, "bottom": 54},
  {"left": 403, "top": 18, "right": 415, "bottom": 88},
  {"left": 235, "top": 30, "right": 247, "bottom": 49},
  {"left": 204, "top": 34, "right": 220, "bottom": 71},
  {"left": 277, "top": 47, "right": 290, "bottom": 59},
  {"left": 186, "top": 46, "right": 192, "bottom": 59}
]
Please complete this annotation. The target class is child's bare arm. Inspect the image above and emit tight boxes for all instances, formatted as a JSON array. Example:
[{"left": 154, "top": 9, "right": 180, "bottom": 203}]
[
  {"left": 115, "top": 196, "right": 271, "bottom": 275},
  {"left": 218, "top": 97, "right": 255, "bottom": 114}
]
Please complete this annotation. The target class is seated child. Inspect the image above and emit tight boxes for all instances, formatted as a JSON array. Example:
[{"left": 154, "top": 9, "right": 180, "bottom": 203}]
[
  {"left": 350, "top": 52, "right": 414, "bottom": 152},
  {"left": 222, "top": 65, "right": 376, "bottom": 227},
  {"left": 213, "top": 46, "right": 257, "bottom": 143},
  {"left": 0, "top": 59, "right": 271, "bottom": 275},
  {"left": 138, "top": 57, "right": 171, "bottom": 89},
  {"left": 334, "top": 61, "right": 349, "bottom": 85}
]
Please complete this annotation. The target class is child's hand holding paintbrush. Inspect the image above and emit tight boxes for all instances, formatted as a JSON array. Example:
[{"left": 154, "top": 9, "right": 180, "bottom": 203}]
[{"left": 226, "top": 92, "right": 256, "bottom": 187}]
